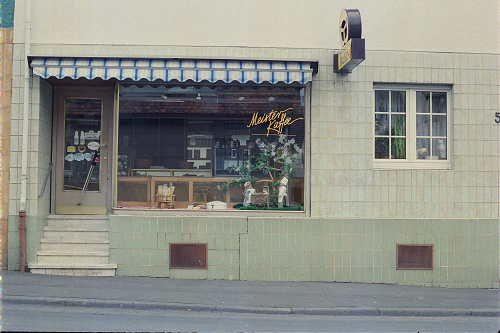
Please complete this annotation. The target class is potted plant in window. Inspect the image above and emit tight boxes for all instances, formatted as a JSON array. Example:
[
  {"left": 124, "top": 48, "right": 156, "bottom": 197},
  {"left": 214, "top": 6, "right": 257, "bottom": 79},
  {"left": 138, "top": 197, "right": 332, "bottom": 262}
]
[
  {"left": 217, "top": 134, "right": 303, "bottom": 210},
  {"left": 393, "top": 115, "right": 406, "bottom": 159}
]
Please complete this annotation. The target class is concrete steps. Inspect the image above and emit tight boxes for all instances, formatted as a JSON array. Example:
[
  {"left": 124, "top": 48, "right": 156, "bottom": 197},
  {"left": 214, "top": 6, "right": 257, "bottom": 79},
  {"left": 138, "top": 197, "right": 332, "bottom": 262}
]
[
  {"left": 28, "top": 215, "right": 117, "bottom": 276},
  {"left": 40, "top": 238, "right": 110, "bottom": 252}
]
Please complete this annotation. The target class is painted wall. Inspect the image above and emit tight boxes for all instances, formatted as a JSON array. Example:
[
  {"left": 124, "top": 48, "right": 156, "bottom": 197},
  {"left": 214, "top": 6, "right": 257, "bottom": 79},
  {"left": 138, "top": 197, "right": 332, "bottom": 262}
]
[{"left": 13, "top": 0, "right": 500, "bottom": 54}]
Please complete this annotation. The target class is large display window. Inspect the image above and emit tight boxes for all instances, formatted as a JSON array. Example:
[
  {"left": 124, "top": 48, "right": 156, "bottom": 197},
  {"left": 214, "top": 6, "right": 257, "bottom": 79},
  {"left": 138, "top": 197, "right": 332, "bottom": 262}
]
[{"left": 116, "top": 83, "right": 306, "bottom": 211}]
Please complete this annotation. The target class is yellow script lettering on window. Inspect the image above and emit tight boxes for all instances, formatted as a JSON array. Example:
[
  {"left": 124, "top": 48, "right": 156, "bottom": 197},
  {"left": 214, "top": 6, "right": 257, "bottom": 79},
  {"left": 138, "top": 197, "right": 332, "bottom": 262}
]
[{"left": 247, "top": 108, "right": 303, "bottom": 137}]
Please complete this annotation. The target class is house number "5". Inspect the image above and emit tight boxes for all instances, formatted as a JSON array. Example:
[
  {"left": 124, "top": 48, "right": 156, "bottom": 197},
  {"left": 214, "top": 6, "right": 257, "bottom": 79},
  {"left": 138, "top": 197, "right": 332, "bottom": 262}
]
[{"left": 496, "top": 112, "right": 500, "bottom": 124}]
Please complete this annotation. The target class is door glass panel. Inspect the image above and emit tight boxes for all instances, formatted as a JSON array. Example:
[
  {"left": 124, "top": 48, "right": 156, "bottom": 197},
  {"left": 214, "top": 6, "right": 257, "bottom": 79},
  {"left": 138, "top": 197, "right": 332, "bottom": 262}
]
[{"left": 64, "top": 99, "right": 102, "bottom": 191}]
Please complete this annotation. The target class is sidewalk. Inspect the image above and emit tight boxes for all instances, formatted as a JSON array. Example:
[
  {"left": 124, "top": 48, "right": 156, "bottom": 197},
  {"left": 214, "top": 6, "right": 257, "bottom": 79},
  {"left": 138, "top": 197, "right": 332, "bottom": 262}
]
[{"left": 2, "top": 270, "right": 499, "bottom": 317}]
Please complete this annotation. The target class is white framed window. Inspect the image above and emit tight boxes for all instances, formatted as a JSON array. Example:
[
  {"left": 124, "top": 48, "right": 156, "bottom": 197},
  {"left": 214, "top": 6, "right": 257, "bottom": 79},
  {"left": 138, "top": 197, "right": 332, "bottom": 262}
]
[{"left": 374, "top": 84, "right": 451, "bottom": 170}]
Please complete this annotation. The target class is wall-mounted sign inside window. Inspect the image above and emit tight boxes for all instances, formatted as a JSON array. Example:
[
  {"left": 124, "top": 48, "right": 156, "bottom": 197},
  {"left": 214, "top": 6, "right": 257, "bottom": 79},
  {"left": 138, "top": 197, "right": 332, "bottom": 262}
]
[
  {"left": 247, "top": 108, "right": 303, "bottom": 137},
  {"left": 334, "top": 9, "right": 365, "bottom": 73}
]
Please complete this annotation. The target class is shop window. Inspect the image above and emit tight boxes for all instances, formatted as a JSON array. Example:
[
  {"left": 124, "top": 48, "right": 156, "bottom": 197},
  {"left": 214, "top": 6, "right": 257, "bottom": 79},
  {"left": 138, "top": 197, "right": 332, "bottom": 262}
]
[
  {"left": 374, "top": 84, "right": 451, "bottom": 169},
  {"left": 116, "top": 83, "right": 306, "bottom": 211}
]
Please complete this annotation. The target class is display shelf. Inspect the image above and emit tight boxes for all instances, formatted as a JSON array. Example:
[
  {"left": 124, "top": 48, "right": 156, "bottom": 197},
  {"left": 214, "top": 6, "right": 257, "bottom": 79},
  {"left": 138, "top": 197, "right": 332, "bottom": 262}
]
[
  {"left": 117, "top": 176, "right": 240, "bottom": 208},
  {"left": 132, "top": 169, "right": 212, "bottom": 177}
]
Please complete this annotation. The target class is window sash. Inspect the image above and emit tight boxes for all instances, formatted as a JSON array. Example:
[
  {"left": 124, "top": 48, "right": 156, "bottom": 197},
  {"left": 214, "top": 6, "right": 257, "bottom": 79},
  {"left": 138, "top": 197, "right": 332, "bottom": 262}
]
[
  {"left": 374, "top": 90, "right": 409, "bottom": 160},
  {"left": 373, "top": 85, "right": 451, "bottom": 169}
]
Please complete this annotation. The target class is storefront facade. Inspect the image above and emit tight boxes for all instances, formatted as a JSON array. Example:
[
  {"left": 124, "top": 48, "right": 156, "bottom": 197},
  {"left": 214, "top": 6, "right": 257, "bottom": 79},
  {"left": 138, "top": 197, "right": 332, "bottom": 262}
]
[{"left": 4, "top": 0, "right": 499, "bottom": 287}]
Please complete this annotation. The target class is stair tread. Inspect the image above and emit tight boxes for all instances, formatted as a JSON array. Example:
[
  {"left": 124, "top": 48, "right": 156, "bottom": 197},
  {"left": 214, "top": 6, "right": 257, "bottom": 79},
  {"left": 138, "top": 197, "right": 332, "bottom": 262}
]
[
  {"left": 44, "top": 226, "right": 109, "bottom": 231},
  {"left": 41, "top": 238, "right": 109, "bottom": 243},
  {"left": 29, "top": 263, "right": 117, "bottom": 268},
  {"left": 37, "top": 250, "right": 110, "bottom": 256},
  {"left": 47, "top": 214, "right": 109, "bottom": 220}
]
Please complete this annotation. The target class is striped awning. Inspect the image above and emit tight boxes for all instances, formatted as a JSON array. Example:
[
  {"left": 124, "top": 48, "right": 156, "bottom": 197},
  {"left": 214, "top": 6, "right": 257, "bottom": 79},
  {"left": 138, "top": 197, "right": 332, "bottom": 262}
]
[{"left": 30, "top": 57, "right": 314, "bottom": 84}]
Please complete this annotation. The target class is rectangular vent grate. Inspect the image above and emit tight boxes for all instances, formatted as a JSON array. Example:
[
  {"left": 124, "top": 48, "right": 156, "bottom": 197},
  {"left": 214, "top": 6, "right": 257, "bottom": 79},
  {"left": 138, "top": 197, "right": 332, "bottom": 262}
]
[
  {"left": 397, "top": 244, "right": 433, "bottom": 270},
  {"left": 169, "top": 243, "right": 208, "bottom": 269}
]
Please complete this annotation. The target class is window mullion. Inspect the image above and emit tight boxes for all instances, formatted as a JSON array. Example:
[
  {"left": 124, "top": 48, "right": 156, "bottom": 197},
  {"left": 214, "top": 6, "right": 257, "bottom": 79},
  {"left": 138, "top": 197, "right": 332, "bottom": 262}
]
[
  {"left": 408, "top": 89, "right": 416, "bottom": 162},
  {"left": 446, "top": 90, "right": 450, "bottom": 161},
  {"left": 388, "top": 91, "right": 392, "bottom": 158}
]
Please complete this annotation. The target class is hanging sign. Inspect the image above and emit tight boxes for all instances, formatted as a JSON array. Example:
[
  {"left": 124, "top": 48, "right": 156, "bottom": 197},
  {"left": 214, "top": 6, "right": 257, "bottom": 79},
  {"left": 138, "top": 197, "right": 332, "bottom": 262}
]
[{"left": 334, "top": 9, "right": 365, "bottom": 73}]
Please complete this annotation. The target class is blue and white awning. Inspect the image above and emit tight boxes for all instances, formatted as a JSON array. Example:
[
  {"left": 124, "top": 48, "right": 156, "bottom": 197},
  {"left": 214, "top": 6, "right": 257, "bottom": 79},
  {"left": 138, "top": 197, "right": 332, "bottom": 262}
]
[{"left": 30, "top": 57, "right": 314, "bottom": 84}]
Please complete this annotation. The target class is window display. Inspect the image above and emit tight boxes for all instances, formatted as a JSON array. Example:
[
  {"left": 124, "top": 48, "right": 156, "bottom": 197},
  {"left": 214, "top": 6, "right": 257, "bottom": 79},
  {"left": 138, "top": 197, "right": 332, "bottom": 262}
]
[
  {"left": 64, "top": 98, "right": 102, "bottom": 192},
  {"left": 116, "top": 83, "right": 306, "bottom": 210}
]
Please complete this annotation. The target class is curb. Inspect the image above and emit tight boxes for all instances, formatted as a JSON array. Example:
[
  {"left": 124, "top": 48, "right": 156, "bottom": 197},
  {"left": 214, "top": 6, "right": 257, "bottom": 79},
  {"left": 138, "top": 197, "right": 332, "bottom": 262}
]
[{"left": 3, "top": 296, "right": 499, "bottom": 317}]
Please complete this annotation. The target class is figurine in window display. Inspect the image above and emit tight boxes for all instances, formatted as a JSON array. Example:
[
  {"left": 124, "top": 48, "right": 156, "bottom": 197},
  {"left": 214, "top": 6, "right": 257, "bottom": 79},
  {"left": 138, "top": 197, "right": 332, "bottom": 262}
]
[
  {"left": 278, "top": 177, "right": 288, "bottom": 208},
  {"left": 438, "top": 139, "right": 446, "bottom": 159},
  {"left": 243, "top": 181, "right": 256, "bottom": 206},
  {"left": 417, "top": 147, "right": 428, "bottom": 159}
]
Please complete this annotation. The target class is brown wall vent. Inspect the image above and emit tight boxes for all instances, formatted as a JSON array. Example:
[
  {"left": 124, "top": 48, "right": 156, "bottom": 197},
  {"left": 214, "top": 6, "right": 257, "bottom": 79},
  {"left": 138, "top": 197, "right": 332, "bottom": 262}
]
[
  {"left": 169, "top": 243, "right": 208, "bottom": 269},
  {"left": 397, "top": 244, "right": 433, "bottom": 270}
]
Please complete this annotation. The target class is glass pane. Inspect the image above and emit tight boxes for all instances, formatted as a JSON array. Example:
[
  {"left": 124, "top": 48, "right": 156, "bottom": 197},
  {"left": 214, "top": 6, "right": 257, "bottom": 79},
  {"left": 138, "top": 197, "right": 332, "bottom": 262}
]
[
  {"left": 432, "top": 138, "right": 447, "bottom": 159},
  {"left": 416, "top": 115, "right": 430, "bottom": 136},
  {"left": 416, "top": 91, "right": 430, "bottom": 113},
  {"left": 64, "top": 99, "right": 101, "bottom": 191},
  {"left": 391, "top": 91, "right": 406, "bottom": 113},
  {"left": 375, "top": 114, "right": 389, "bottom": 135},
  {"left": 432, "top": 92, "right": 447, "bottom": 114},
  {"left": 193, "top": 181, "right": 226, "bottom": 203},
  {"left": 117, "top": 84, "right": 305, "bottom": 210},
  {"left": 375, "top": 91, "right": 389, "bottom": 112},
  {"left": 375, "top": 137, "right": 390, "bottom": 159},
  {"left": 187, "top": 120, "right": 214, "bottom": 170},
  {"left": 416, "top": 138, "right": 430, "bottom": 159},
  {"left": 117, "top": 181, "right": 148, "bottom": 202},
  {"left": 391, "top": 114, "right": 406, "bottom": 136},
  {"left": 391, "top": 137, "right": 406, "bottom": 159},
  {"left": 432, "top": 115, "right": 447, "bottom": 136},
  {"left": 154, "top": 180, "right": 189, "bottom": 202}
]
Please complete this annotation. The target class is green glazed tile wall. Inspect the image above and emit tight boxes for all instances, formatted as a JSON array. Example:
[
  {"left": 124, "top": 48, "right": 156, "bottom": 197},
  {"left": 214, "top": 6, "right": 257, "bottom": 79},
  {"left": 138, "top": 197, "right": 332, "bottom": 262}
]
[
  {"left": 109, "top": 215, "right": 245, "bottom": 280},
  {"left": 109, "top": 215, "right": 499, "bottom": 288}
]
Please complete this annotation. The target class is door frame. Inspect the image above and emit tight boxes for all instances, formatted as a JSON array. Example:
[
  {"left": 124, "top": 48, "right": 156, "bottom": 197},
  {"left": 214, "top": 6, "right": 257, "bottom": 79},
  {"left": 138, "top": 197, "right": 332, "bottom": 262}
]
[{"left": 51, "top": 86, "right": 115, "bottom": 215}]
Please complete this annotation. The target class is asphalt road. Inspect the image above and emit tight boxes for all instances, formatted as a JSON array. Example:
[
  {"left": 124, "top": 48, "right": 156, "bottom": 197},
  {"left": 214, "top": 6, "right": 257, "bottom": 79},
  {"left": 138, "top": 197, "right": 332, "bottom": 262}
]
[{"left": 4, "top": 303, "right": 500, "bottom": 332}]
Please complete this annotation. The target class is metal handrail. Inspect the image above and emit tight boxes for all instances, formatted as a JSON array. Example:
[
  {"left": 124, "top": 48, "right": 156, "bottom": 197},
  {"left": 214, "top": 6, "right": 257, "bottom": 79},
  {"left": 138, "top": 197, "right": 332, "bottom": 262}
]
[{"left": 38, "top": 162, "right": 52, "bottom": 197}]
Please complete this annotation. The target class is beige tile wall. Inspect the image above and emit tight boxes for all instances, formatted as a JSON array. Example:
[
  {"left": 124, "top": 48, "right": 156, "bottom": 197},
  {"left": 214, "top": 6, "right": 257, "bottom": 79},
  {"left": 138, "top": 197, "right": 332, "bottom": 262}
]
[
  {"left": 6, "top": 43, "right": 499, "bottom": 285},
  {"left": 23, "top": 44, "right": 499, "bottom": 220},
  {"left": 311, "top": 51, "right": 499, "bottom": 219},
  {"left": 8, "top": 48, "right": 53, "bottom": 217}
]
